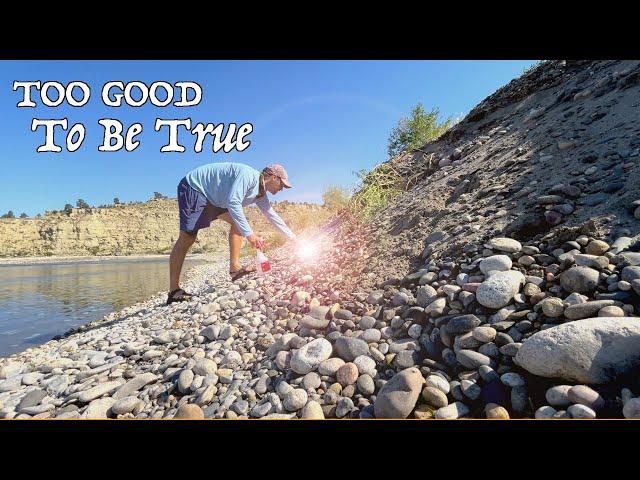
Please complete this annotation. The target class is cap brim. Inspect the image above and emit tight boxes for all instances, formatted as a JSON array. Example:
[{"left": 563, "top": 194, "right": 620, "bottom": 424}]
[{"left": 282, "top": 179, "right": 292, "bottom": 188}]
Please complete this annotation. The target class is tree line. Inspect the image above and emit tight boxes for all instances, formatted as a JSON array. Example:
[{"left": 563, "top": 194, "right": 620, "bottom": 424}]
[{"left": 2, "top": 192, "right": 171, "bottom": 218}]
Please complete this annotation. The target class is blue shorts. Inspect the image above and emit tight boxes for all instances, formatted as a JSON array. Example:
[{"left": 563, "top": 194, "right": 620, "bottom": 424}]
[{"left": 177, "top": 177, "right": 228, "bottom": 234}]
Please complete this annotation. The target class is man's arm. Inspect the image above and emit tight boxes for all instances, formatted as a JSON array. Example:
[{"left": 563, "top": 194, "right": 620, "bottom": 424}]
[
  {"left": 226, "top": 174, "right": 254, "bottom": 238},
  {"left": 255, "top": 196, "right": 296, "bottom": 239}
]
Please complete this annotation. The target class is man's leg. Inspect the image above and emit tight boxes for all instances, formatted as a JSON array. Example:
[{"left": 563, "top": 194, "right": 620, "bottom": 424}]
[
  {"left": 216, "top": 212, "right": 244, "bottom": 272},
  {"left": 169, "top": 230, "right": 197, "bottom": 291}
]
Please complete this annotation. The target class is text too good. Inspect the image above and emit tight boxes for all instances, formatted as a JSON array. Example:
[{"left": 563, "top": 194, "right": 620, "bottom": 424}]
[
  {"left": 13, "top": 81, "right": 203, "bottom": 108},
  {"left": 30, "top": 119, "right": 253, "bottom": 153}
]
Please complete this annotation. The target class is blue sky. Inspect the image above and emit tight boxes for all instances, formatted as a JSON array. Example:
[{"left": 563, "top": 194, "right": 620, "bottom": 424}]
[{"left": 0, "top": 60, "right": 535, "bottom": 216}]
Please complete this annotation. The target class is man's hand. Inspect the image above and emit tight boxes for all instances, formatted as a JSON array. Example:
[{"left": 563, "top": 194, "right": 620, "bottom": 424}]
[{"left": 247, "top": 233, "right": 265, "bottom": 250}]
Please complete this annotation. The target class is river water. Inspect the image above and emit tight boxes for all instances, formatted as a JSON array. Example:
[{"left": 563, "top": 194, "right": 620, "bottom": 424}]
[{"left": 0, "top": 257, "right": 206, "bottom": 358}]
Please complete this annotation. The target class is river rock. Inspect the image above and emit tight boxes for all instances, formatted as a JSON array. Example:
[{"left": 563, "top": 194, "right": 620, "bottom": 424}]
[
  {"left": 18, "top": 389, "right": 47, "bottom": 410},
  {"left": 300, "top": 400, "right": 325, "bottom": 419},
  {"left": 448, "top": 314, "right": 481, "bottom": 335},
  {"left": 82, "top": 397, "right": 116, "bottom": 419},
  {"left": 111, "top": 396, "right": 140, "bottom": 415},
  {"left": 178, "top": 369, "right": 195, "bottom": 394},
  {"left": 472, "top": 326, "right": 497, "bottom": 343},
  {"left": 334, "top": 337, "right": 370, "bottom": 362},
  {"left": 479, "top": 255, "right": 512, "bottom": 274},
  {"left": 456, "top": 350, "right": 491, "bottom": 369},
  {"left": 78, "top": 381, "right": 123, "bottom": 403},
  {"left": 560, "top": 266, "right": 600, "bottom": 293},
  {"left": 290, "top": 338, "right": 333, "bottom": 374},
  {"left": 300, "top": 315, "right": 330, "bottom": 330},
  {"left": 353, "top": 355, "right": 377, "bottom": 376},
  {"left": 357, "top": 374, "right": 375, "bottom": 395},
  {"left": 318, "top": 357, "right": 345, "bottom": 376},
  {"left": 564, "top": 300, "right": 615, "bottom": 320},
  {"left": 336, "top": 363, "right": 359, "bottom": 386},
  {"left": 623, "top": 398, "right": 640, "bottom": 418},
  {"left": 416, "top": 285, "right": 438, "bottom": 307},
  {"left": 485, "top": 238, "right": 522, "bottom": 253},
  {"left": 514, "top": 317, "right": 640, "bottom": 383},
  {"left": 0, "top": 363, "right": 23, "bottom": 379},
  {"left": 485, "top": 403, "right": 510, "bottom": 419},
  {"left": 545, "top": 385, "right": 572, "bottom": 407},
  {"left": 283, "top": 389, "right": 308, "bottom": 411},
  {"left": 476, "top": 270, "right": 525, "bottom": 309},
  {"left": 422, "top": 386, "right": 448, "bottom": 408},
  {"left": 567, "top": 385, "right": 605, "bottom": 410},
  {"left": 174, "top": 404, "right": 204, "bottom": 419},
  {"left": 113, "top": 373, "right": 157, "bottom": 400},
  {"left": 568, "top": 404, "right": 596, "bottom": 419},
  {"left": 373, "top": 367, "right": 424, "bottom": 419},
  {"left": 435, "top": 401, "right": 470, "bottom": 419}
]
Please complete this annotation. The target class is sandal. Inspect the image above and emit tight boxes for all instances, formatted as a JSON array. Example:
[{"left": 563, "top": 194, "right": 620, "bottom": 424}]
[
  {"left": 166, "top": 288, "right": 194, "bottom": 305},
  {"left": 230, "top": 264, "right": 256, "bottom": 281}
]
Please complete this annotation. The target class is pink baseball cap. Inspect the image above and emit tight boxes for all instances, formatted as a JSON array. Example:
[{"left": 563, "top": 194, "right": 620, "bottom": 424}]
[{"left": 264, "top": 164, "right": 292, "bottom": 188}]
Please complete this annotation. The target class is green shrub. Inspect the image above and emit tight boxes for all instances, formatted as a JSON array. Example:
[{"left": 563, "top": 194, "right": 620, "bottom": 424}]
[{"left": 387, "top": 103, "right": 452, "bottom": 159}]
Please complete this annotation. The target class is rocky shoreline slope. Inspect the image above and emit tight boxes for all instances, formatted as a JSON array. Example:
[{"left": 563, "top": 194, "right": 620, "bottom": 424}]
[{"left": 0, "top": 218, "right": 638, "bottom": 419}]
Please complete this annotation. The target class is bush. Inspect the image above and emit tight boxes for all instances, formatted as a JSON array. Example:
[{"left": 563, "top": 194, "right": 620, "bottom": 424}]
[
  {"left": 64, "top": 204, "right": 74, "bottom": 214},
  {"left": 1, "top": 210, "right": 15, "bottom": 219},
  {"left": 349, "top": 164, "right": 403, "bottom": 220},
  {"left": 113, "top": 197, "right": 121, "bottom": 205},
  {"left": 322, "top": 185, "right": 351, "bottom": 211},
  {"left": 76, "top": 199, "right": 90, "bottom": 209},
  {"left": 387, "top": 103, "right": 452, "bottom": 159},
  {"left": 153, "top": 192, "right": 167, "bottom": 200},
  {"left": 19, "top": 212, "right": 28, "bottom": 218}
]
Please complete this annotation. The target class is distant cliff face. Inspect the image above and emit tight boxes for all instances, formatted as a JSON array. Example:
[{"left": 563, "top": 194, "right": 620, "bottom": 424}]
[{"left": 0, "top": 199, "right": 330, "bottom": 257}]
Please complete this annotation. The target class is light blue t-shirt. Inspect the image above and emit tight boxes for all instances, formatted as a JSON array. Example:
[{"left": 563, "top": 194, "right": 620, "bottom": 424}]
[{"left": 185, "top": 162, "right": 295, "bottom": 239}]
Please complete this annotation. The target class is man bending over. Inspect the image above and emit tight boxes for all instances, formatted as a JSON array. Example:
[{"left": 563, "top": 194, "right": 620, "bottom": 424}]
[{"left": 167, "top": 162, "right": 296, "bottom": 304}]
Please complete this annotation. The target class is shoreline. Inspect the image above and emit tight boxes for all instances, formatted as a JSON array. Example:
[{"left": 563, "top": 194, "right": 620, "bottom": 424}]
[{"left": 0, "top": 252, "right": 217, "bottom": 267}]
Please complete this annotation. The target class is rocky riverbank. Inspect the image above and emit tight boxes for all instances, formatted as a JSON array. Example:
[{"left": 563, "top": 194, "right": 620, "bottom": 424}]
[{"left": 0, "top": 217, "right": 639, "bottom": 419}]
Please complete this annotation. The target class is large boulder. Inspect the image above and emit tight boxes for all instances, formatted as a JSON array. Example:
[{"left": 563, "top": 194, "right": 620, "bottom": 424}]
[
  {"left": 514, "top": 317, "right": 640, "bottom": 384},
  {"left": 374, "top": 367, "right": 424, "bottom": 419}
]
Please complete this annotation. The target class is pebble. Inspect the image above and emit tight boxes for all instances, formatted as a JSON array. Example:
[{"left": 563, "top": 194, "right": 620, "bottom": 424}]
[
  {"left": 336, "top": 363, "right": 359, "bottom": 386},
  {"left": 567, "top": 385, "right": 605, "bottom": 410},
  {"left": 336, "top": 397, "right": 355, "bottom": 418},
  {"left": 422, "top": 386, "right": 448, "bottom": 408},
  {"left": 535, "top": 406, "right": 557, "bottom": 419},
  {"left": 283, "top": 389, "right": 308, "bottom": 411},
  {"left": 356, "top": 374, "right": 375, "bottom": 395},
  {"left": 353, "top": 355, "right": 377, "bottom": 376},
  {"left": 318, "top": 358, "right": 345, "bottom": 376},
  {"left": 300, "top": 400, "right": 325, "bottom": 419},
  {"left": 174, "top": 404, "right": 204, "bottom": 419},
  {"left": 425, "top": 374, "right": 450, "bottom": 394},
  {"left": 568, "top": 404, "right": 597, "bottom": 419},
  {"left": 111, "top": 396, "right": 140, "bottom": 415},
  {"left": 456, "top": 350, "right": 491, "bottom": 369},
  {"left": 435, "top": 401, "right": 470, "bottom": 419},
  {"left": 500, "top": 372, "right": 525, "bottom": 388},
  {"left": 545, "top": 385, "right": 572, "bottom": 407},
  {"left": 472, "top": 326, "right": 497, "bottom": 343},
  {"left": 485, "top": 403, "right": 509, "bottom": 419},
  {"left": 622, "top": 398, "right": 640, "bottom": 419}
]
